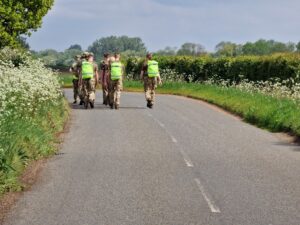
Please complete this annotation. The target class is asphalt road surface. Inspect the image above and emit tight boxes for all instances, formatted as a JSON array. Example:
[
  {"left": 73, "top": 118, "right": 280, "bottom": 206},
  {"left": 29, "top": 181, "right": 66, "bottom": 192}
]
[{"left": 3, "top": 90, "right": 300, "bottom": 225}]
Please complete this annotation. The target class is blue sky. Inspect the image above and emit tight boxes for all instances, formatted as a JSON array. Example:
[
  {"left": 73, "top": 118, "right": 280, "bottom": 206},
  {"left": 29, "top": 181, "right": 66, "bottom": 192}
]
[{"left": 27, "top": 0, "right": 300, "bottom": 52}]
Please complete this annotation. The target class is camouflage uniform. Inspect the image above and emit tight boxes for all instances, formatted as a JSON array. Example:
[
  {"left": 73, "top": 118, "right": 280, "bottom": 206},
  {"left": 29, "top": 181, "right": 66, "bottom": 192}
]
[
  {"left": 80, "top": 61, "right": 98, "bottom": 105},
  {"left": 82, "top": 78, "right": 96, "bottom": 103},
  {"left": 100, "top": 60, "right": 110, "bottom": 105},
  {"left": 109, "top": 79, "right": 122, "bottom": 107},
  {"left": 70, "top": 59, "right": 81, "bottom": 102},
  {"left": 142, "top": 60, "right": 158, "bottom": 105},
  {"left": 109, "top": 60, "right": 123, "bottom": 109},
  {"left": 144, "top": 76, "right": 157, "bottom": 104}
]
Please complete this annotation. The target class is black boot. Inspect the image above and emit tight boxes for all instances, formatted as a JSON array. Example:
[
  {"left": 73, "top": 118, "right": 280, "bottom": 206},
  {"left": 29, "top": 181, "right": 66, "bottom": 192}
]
[
  {"left": 84, "top": 101, "right": 88, "bottom": 109},
  {"left": 90, "top": 100, "right": 94, "bottom": 109},
  {"left": 147, "top": 100, "right": 151, "bottom": 108},
  {"left": 115, "top": 104, "right": 119, "bottom": 110}
]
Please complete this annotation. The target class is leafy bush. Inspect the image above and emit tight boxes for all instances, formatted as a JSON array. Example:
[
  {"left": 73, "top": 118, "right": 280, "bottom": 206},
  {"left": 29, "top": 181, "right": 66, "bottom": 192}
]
[
  {"left": 0, "top": 48, "right": 68, "bottom": 193},
  {"left": 125, "top": 54, "right": 300, "bottom": 82}
]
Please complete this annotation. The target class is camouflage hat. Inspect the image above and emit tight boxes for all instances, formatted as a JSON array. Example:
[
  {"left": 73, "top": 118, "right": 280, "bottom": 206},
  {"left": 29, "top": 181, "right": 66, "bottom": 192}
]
[
  {"left": 75, "top": 55, "right": 81, "bottom": 59},
  {"left": 82, "top": 52, "right": 89, "bottom": 57},
  {"left": 81, "top": 52, "right": 89, "bottom": 59},
  {"left": 88, "top": 52, "right": 94, "bottom": 57}
]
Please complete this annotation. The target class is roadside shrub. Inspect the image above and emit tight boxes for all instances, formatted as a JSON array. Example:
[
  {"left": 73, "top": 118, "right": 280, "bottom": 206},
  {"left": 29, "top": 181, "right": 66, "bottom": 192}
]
[
  {"left": 0, "top": 48, "right": 68, "bottom": 193},
  {"left": 125, "top": 54, "right": 300, "bottom": 82}
]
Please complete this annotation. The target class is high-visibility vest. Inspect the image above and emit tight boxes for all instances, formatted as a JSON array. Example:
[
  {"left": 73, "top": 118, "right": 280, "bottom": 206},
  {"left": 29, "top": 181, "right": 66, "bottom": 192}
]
[
  {"left": 111, "top": 61, "right": 122, "bottom": 80},
  {"left": 82, "top": 61, "right": 94, "bottom": 79},
  {"left": 147, "top": 60, "right": 159, "bottom": 77}
]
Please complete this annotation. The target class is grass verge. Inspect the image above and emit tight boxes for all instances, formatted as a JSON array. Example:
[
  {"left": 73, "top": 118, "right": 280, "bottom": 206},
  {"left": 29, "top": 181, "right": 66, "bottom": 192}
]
[{"left": 0, "top": 97, "right": 69, "bottom": 195}]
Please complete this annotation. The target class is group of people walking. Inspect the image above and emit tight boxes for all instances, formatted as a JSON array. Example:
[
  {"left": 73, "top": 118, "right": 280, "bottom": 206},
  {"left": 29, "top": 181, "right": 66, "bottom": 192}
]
[{"left": 70, "top": 52, "right": 162, "bottom": 110}]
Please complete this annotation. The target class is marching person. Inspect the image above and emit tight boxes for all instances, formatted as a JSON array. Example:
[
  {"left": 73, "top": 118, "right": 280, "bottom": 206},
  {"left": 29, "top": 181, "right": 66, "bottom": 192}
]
[
  {"left": 140, "top": 53, "right": 162, "bottom": 108},
  {"left": 109, "top": 53, "right": 124, "bottom": 110},
  {"left": 100, "top": 53, "right": 110, "bottom": 105},
  {"left": 69, "top": 55, "right": 81, "bottom": 104},
  {"left": 79, "top": 52, "right": 99, "bottom": 109}
]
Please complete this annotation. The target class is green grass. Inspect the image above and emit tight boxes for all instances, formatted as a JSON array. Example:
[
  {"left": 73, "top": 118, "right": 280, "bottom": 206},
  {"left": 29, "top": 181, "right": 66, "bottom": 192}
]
[
  {"left": 59, "top": 72, "right": 73, "bottom": 88},
  {"left": 60, "top": 73, "right": 300, "bottom": 136},
  {"left": 0, "top": 98, "right": 69, "bottom": 194}
]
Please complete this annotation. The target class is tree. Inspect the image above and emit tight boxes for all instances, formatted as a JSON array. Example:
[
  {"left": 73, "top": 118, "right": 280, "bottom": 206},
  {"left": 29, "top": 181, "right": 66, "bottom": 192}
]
[
  {"left": 296, "top": 42, "right": 300, "bottom": 52},
  {"left": 242, "top": 39, "right": 295, "bottom": 55},
  {"left": 87, "top": 36, "right": 147, "bottom": 59},
  {"left": 0, "top": 0, "right": 54, "bottom": 48},
  {"left": 177, "top": 43, "right": 206, "bottom": 56},
  {"left": 215, "top": 42, "right": 242, "bottom": 57},
  {"left": 68, "top": 44, "right": 82, "bottom": 51},
  {"left": 156, "top": 46, "right": 177, "bottom": 56}
]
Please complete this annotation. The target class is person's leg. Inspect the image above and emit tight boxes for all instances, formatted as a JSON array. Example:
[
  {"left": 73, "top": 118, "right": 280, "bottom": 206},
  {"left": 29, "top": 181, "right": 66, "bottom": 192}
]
[
  {"left": 150, "top": 77, "right": 157, "bottom": 106},
  {"left": 115, "top": 79, "right": 122, "bottom": 109},
  {"left": 109, "top": 80, "right": 115, "bottom": 109},
  {"left": 82, "top": 80, "right": 89, "bottom": 108},
  {"left": 102, "top": 85, "right": 108, "bottom": 105},
  {"left": 72, "top": 79, "right": 78, "bottom": 103},
  {"left": 144, "top": 77, "right": 151, "bottom": 107},
  {"left": 88, "top": 79, "right": 96, "bottom": 108}
]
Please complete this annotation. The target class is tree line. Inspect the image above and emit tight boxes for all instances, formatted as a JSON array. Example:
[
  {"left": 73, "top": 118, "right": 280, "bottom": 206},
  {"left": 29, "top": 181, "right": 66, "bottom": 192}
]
[
  {"left": 32, "top": 37, "right": 300, "bottom": 70},
  {"left": 157, "top": 40, "right": 300, "bottom": 57}
]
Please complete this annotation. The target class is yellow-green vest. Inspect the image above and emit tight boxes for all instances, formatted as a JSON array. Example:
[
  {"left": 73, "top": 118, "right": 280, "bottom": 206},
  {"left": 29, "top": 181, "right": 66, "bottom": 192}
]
[
  {"left": 147, "top": 60, "right": 159, "bottom": 77},
  {"left": 111, "top": 61, "right": 122, "bottom": 80},
  {"left": 82, "top": 61, "right": 94, "bottom": 79}
]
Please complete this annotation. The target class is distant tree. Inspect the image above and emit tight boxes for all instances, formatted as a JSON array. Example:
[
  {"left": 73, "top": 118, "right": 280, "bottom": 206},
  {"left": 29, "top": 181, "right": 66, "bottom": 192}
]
[
  {"left": 242, "top": 39, "right": 295, "bottom": 55},
  {"left": 215, "top": 42, "right": 242, "bottom": 57},
  {"left": 296, "top": 42, "right": 300, "bottom": 52},
  {"left": 87, "top": 36, "right": 147, "bottom": 59},
  {"left": 0, "top": 0, "right": 54, "bottom": 48},
  {"left": 177, "top": 43, "right": 206, "bottom": 56},
  {"left": 156, "top": 46, "right": 177, "bottom": 56},
  {"left": 68, "top": 44, "right": 82, "bottom": 51}
]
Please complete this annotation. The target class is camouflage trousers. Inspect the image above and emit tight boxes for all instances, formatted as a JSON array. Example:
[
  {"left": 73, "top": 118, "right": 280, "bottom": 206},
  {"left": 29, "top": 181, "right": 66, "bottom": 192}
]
[
  {"left": 72, "top": 79, "right": 80, "bottom": 101},
  {"left": 144, "top": 77, "right": 157, "bottom": 104},
  {"left": 102, "top": 83, "right": 109, "bottom": 104},
  {"left": 82, "top": 78, "right": 96, "bottom": 103},
  {"left": 109, "top": 79, "right": 122, "bottom": 106}
]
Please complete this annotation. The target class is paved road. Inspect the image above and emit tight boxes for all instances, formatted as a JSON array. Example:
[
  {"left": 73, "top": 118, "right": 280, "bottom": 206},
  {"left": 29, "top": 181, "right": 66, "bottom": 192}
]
[{"left": 3, "top": 90, "right": 300, "bottom": 225}]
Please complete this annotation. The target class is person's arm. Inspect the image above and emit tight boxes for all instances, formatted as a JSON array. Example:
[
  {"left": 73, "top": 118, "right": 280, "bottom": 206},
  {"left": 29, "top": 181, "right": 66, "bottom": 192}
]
[
  {"left": 140, "top": 61, "right": 147, "bottom": 81},
  {"left": 157, "top": 74, "right": 162, "bottom": 85},
  {"left": 78, "top": 67, "right": 82, "bottom": 86},
  {"left": 99, "top": 63, "right": 104, "bottom": 84},
  {"left": 94, "top": 64, "right": 99, "bottom": 85},
  {"left": 122, "top": 64, "right": 125, "bottom": 81}
]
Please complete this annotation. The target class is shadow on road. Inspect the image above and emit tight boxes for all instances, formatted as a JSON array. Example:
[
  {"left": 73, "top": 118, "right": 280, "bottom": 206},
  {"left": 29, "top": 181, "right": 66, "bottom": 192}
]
[
  {"left": 273, "top": 142, "right": 300, "bottom": 152},
  {"left": 69, "top": 103, "right": 147, "bottom": 110}
]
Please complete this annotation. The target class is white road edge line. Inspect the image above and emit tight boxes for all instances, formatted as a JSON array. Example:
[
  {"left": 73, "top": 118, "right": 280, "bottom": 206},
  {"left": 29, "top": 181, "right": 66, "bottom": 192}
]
[{"left": 194, "top": 178, "right": 221, "bottom": 213}]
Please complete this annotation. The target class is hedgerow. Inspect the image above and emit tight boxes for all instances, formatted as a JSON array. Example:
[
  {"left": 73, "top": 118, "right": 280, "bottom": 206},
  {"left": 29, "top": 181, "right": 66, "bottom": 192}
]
[{"left": 125, "top": 54, "right": 300, "bottom": 82}]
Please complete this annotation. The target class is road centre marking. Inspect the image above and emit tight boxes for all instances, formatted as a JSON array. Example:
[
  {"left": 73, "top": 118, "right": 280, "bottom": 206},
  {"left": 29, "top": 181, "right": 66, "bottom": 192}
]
[
  {"left": 194, "top": 178, "right": 221, "bottom": 213},
  {"left": 147, "top": 112, "right": 194, "bottom": 168},
  {"left": 179, "top": 149, "right": 194, "bottom": 167},
  {"left": 171, "top": 135, "right": 178, "bottom": 143}
]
